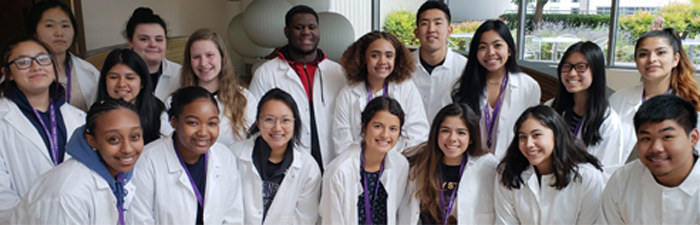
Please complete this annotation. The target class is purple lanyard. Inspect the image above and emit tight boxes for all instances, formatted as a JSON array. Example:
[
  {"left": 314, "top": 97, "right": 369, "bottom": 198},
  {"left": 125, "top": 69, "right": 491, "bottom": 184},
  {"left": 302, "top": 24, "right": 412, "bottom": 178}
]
[
  {"left": 116, "top": 172, "right": 125, "bottom": 225},
  {"left": 439, "top": 155, "right": 467, "bottom": 225},
  {"left": 572, "top": 117, "right": 584, "bottom": 137},
  {"left": 483, "top": 74, "right": 509, "bottom": 148},
  {"left": 366, "top": 82, "right": 388, "bottom": 101},
  {"left": 361, "top": 147, "right": 385, "bottom": 225},
  {"left": 173, "top": 140, "right": 208, "bottom": 208},
  {"left": 641, "top": 87, "right": 671, "bottom": 103},
  {"left": 32, "top": 100, "right": 59, "bottom": 165},
  {"left": 65, "top": 61, "right": 72, "bottom": 103}
]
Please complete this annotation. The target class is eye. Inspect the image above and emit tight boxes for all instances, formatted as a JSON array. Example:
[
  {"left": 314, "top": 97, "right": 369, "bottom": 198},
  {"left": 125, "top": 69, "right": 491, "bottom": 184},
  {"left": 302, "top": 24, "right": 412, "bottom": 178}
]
[
  {"left": 663, "top": 135, "right": 674, "bottom": 140},
  {"left": 637, "top": 52, "right": 648, "bottom": 57},
  {"left": 458, "top": 131, "right": 468, "bottom": 135},
  {"left": 130, "top": 133, "right": 141, "bottom": 141},
  {"left": 518, "top": 135, "right": 526, "bottom": 140},
  {"left": 207, "top": 53, "right": 215, "bottom": 58},
  {"left": 139, "top": 37, "right": 148, "bottom": 42},
  {"left": 373, "top": 124, "right": 382, "bottom": 129},
  {"left": 478, "top": 45, "right": 486, "bottom": 50},
  {"left": 658, "top": 51, "right": 666, "bottom": 55},
  {"left": 192, "top": 55, "right": 201, "bottom": 60},
  {"left": 155, "top": 37, "right": 165, "bottom": 42},
  {"left": 108, "top": 136, "right": 121, "bottom": 144},
  {"left": 638, "top": 136, "right": 651, "bottom": 141},
  {"left": 186, "top": 121, "right": 198, "bottom": 126},
  {"left": 263, "top": 117, "right": 275, "bottom": 123},
  {"left": 62, "top": 24, "right": 71, "bottom": 28},
  {"left": 208, "top": 121, "right": 219, "bottom": 126},
  {"left": 45, "top": 24, "right": 54, "bottom": 28},
  {"left": 440, "top": 128, "right": 450, "bottom": 133},
  {"left": 390, "top": 126, "right": 399, "bottom": 132},
  {"left": 386, "top": 53, "right": 394, "bottom": 59}
]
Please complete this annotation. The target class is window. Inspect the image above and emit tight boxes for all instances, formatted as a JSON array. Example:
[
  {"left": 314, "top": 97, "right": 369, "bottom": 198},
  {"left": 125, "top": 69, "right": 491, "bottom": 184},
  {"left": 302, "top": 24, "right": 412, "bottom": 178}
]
[
  {"left": 572, "top": 7, "right": 579, "bottom": 14},
  {"left": 572, "top": 0, "right": 579, "bottom": 3}
]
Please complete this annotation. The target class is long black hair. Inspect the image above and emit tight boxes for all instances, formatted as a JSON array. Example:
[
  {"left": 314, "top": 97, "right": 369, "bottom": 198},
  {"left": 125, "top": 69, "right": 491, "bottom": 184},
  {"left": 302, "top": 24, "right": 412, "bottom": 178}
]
[
  {"left": 451, "top": 19, "right": 522, "bottom": 118},
  {"left": 96, "top": 48, "right": 164, "bottom": 144},
  {"left": 247, "top": 88, "right": 302, "bottom": 149},
  {"left": 552, "top": 41, "right": 608, "bottom": 147},
  {"left": 498, "top": 105, "right": 602, "bottom": 190}
]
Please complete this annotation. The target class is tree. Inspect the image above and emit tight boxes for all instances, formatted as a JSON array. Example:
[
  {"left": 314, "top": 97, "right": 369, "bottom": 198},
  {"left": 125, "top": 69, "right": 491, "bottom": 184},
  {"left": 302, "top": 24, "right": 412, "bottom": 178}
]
[{"left": 512, "top": 0, "right": 550, "bottom": 28}]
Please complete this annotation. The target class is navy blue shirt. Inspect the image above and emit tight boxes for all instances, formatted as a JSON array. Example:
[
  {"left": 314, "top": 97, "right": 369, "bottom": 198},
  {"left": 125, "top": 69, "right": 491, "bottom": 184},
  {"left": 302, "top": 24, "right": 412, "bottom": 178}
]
[{"left": 185, "top": 154, "right": 207, "bottom": 225}]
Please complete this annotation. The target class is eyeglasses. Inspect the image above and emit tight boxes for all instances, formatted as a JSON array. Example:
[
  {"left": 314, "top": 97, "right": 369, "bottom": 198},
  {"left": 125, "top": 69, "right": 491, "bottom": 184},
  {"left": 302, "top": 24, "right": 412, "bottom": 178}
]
[
  {"left": 7, "top": 54, "right": 53, "bottom": 70},
  {"left": 259, "top": 116, "right": 294, "bottom": 129},
  {"left": 561, "top": 63, "right": 589, "bottom": 74}
]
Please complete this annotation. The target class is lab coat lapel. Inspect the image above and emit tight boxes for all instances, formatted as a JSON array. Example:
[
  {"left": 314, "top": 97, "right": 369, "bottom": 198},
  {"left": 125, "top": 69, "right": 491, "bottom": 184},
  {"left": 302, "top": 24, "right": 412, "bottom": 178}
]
[
  {"left": 204, "top": 150, "right": 221, "bottom": 220},
  {"left": 267, "top": 150, "right": 301, "bottom": 215},
  {"left": 164, "top": 140, "right": 196, "bottom": 198},
  {"left": 499, "top": 73, "right": 517, "bottom": 126},
  {"left": 3, "top": 100, "right": 53, "bottom": 163}
]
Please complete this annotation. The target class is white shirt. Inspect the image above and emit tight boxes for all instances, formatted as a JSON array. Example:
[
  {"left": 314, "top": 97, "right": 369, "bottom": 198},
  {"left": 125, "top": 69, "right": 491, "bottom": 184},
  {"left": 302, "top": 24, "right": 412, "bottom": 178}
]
[
  {"left": 400, "top": 152, "right": 498, "bottom": 225},
  {"left": 332, "top": 80, "right": 429, "bottom": 154},
  {"left": 494, "top": 163, "right": 605, "bottom": 224},
  {"left": 249, "top": 57, "right": 347, "bottom": 166},
  {"left": 602, "top": 158, "right": 700, "bottom": 224},
  {"left": 411, "top": 49, "right": 467, "bottom": 121},
  {"left": 11, "top": 159, "right": 136, "bottom": 224},
  {"left": 0, "top": 98, "right": 84, "bottom": 220},
  {"left": 319, "top": 143, "right": 409, "bottom": 225},
  {"left": 231, "top": 136, "right": 322, "bottom": 225},
  {"left": 129, "top": 136, "right": 245, "bottom": 224},
  {"left": 153, "top": 59, "right": 182, "bottom": 101}
]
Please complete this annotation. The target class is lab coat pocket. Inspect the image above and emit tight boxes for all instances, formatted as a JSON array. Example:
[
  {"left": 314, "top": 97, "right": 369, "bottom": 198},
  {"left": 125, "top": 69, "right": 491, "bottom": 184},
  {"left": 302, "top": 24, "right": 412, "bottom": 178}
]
[
  {"left": 474, "top": 212, "right": 495, "bottom": 224},
  {"left": 280, "top": 216, "right": 294, "bottom": 225}
]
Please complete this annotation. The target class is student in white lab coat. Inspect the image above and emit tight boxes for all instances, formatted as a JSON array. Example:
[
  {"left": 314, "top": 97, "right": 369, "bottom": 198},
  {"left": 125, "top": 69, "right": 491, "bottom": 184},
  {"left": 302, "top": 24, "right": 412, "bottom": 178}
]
[
  {"left": 401, "top": 103, "right": 498, "bottom": 225},
  {"left": 610, "top": 28, "right": 700, "bottom": 162},
  {"left": 495, "top": 105, "right": 605, "bottom": 224},
  {"left": 123, "top": 7, "right": 182, "bottom": 101},
  {"left": 13, "top": 98, "right": 142, "bottom": 224},
  {"left": 603, "top": 95, "right": 700, "bottom": 224},
  {"left": 130, "top": 86, "right": 244, "bottom": 224},
  {"left": 0, "top": 37, "right": 85, "bottom": 220},
  {"left": 27, "top": 0, "right": 100, "bottom": 111},
  {"left": 231, "top": 88, "right": 321, "bottom": 224},
  {"left": 548, "top": 41, "right": 624, "bottom": 175},
  {"left": 162, "top": 28, "right": 256, "bottom": 147},
  {"left": 334, "top": 31, "right": 428, "bottom": 154},
  {"left": 320, "top": 96, "right": 409, "bottom": 225},
  {"left": 450, "top": 20, "right": 541, "bottom": 159},
  {"left": 96, "top": 48, "right": 165, "bottom": 144}
]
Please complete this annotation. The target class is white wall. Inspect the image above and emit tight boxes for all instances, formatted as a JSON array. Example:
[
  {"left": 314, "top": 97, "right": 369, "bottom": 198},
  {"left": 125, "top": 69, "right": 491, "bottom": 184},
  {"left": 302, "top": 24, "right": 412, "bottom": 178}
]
[{"left": 606, "top": 68, "right": 700, "bottom": 91}]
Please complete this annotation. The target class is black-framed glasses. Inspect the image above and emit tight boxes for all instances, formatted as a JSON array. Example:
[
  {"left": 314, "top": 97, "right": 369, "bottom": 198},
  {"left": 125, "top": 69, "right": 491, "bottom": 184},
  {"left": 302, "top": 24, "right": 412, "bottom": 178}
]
[
  {"left": 561, "top": 63, "right": 589, "bottom": 74},
  {"left": 7, "top": 54, "right": 53, "bottom": 70},
  {"left": 259, "top": 116, "right": 294, "bottom": 129}
]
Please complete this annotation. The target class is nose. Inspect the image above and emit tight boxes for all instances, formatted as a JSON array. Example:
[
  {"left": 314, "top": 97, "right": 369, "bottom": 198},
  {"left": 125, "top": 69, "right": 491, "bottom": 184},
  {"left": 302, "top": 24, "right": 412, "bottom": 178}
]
[
  {"left": 29, "top": 59, "right": 43, "bottom": 71},
  {"left": 272, "top": 119, "right": 283, "bottom": 130},
  {"left": 148, "top": 39, "right": 157, "bottom": 47},
  {"left": 117, "top": 77, "right": 127, "bottom": 87},
  {"left": 647, "top": 138, "right": 665, "bottom": 154},
  {"left": 199, "top": 57, "right": 207, "bottom": 67},
  {"left": 121, "top": 138, "right": 136, "bottom": 155},
  {"left": 54, "top": 26, "right": 63, "bottom": 37},
  {"left": 525, "top": 136, "right": 535, "bottom": 148}
]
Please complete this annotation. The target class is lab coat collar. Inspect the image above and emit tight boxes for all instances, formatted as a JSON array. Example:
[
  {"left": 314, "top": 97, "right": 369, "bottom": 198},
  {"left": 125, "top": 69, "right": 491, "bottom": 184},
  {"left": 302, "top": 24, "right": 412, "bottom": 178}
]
[
  {"left": 2, "top": 98, "right": 47, "bottom": 153},
  {"left": 626, "top": 84, "right": 644, "bottom": 110},
  {"left": 165, "top": 134, "right": 222, "bottom": 197},
  {"left": 414, "top": 47, "right": 457, "bottom": 71}
]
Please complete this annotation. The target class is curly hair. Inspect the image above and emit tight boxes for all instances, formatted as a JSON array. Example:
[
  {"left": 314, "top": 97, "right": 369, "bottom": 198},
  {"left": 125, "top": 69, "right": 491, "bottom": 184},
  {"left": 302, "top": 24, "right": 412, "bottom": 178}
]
[
  {"left": 339, "top": 31, "right": 415, "bottom": 85},
  {"left": 180, "top": 28, "right": 249, "bottom": 140}
]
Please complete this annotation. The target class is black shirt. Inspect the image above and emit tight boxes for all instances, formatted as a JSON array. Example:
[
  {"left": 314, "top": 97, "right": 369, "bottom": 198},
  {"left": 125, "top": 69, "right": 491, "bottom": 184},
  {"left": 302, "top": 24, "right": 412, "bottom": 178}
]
[
  {"left": 252, "top": 137, "right": 293, "bottom": 220},
  {"left": 357, "top": 170, "right": 387, "bottom": 225},
  {"left": 565, "top": 108, "right": 584, "bottom": 134},
  {"left": 420, "top": 163, "right": 461, "bottom": 224},
  {"left": 185, "top": 154, "right": 207, "bottom": 225},
  {"left": 420, "top": 56, "right": 446, "bottom": 75}
]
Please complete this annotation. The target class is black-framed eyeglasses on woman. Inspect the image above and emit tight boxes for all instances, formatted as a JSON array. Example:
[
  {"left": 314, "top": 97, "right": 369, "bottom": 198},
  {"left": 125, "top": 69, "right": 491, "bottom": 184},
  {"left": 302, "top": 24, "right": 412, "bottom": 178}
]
[
  {"left": 7, "top": 54, "right": 53, "bottom": 70},
  {"left": 560, "top": 63, "right": 589, "bottom": 74}
]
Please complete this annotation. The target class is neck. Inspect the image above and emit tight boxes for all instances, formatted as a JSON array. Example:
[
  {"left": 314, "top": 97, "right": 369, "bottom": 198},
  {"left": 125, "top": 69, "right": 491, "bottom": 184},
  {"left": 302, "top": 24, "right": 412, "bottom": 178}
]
[
  {"left": 147, "top": 61, "right": 161, "bottom": 74},
  {"left": 26, "top": 91, "right": 51, "bottom": 112},
  {"left": 642, "top": 75, "right": 672, "bottom": 100},
  {"left": 363, "top": 147, "right": 386, "bottom": 173},
  {"left": 54, "top": 52, "right": 67, "bottom": 79},
  {"left": 572, "top": 91, "right": 588, "bottom": 116},
  {"left": 419, "top": 47, "right": 447, "bottom": 66},
  {"left": 107, "top": 166, "right": 120, "bottom": 178},
  {"left": 366, "top": 77, "right": 385, "bottom": 94},
  {"left": 175, "top": 138, "right": 202, "bottom": 164},
  {"left": 486, "top": 70, "right": 507, "bottom": 85},
  {"left": 268, "top": 143, "right": 288, "bottom": 164},
  {"left": 198, "top": 77, "right": 220, "bottom": 93},
  {"left": 442, "top": 154, "right": 463, "bottom": 166},
  {"left": 289, "top": 49, "right": 318, "bottom": 64}
]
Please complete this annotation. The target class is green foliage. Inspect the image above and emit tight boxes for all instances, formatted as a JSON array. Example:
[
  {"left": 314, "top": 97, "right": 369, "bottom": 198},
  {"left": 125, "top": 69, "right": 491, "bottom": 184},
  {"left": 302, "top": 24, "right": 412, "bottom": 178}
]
[
  {"left": 618, "top": 2, "right": 700, "bottom": 39},
  {"left": 448, "top": 21, "right": 483, "bottom": 50},
  {"left": 500, "top": 13, "right": 610, "bottom": 31},
  {"left": 383, "top": 8, "right": 419, "bottom": 47}
]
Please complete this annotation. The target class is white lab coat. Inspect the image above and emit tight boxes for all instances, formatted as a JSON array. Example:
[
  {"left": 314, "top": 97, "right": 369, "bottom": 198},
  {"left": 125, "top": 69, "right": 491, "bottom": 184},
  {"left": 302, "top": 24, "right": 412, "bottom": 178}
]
[
  {"left": 11, "top": 159, "right": 136, "bottom": 224},
  {"left": 602, "top": 158, "right": 700, "bottom": 224},
  {"left": 249, "top": 57, "right": 347, "bottom": 166},
  {"left": 231, "top": 136, "right": 322, "bottom": 225},
  {"left": 332, "top": 81, "right": 429, "bottom": 154},
  {"left": 0, "top": 97, "right": 84, "bottom": 220},
  {"left": 68, "top": 53, "right": 100, "bottom": 111},
  {"left": 160, "top": 88, "right": 258, "bottom": 147},
  {"left": 446, "top": 72, "right": 541, "bottom": 159},
  {"left": 153, "top": 59, "right": 182, "bottom": 101},
  {"left": 129, "top": 136, "right": 245, "bottom": 224},
  {"left": 319, "top": 143, "right": 409, "bottom": 225},
  {"left": 411, "top": 49, "right": 467, "bottom": 121},
  {"left": 494, "top": 163, "right": 604, "bottom": 224},
  {"left": 399, "top": 152, "right": 498, "bottom": 225},
  {"left": 544, "top": 99, "right": 625, "bottom": 176}
]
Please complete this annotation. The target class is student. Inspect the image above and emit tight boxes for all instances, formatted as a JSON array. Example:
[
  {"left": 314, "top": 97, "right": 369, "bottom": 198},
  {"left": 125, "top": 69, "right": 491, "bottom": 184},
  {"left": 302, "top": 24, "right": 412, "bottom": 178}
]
[
  {"left": 130, "top": 86, "right": 244, "bottom": 224},
  {"left": 450, "top": 20, "right": 541, "bottom": 159},
  {"left": 231, "top": 88, "right": 321, "bottom": 224},
  {"left": 96, "top": 48, "right": 164, "bottom": 144},
  {"left": 602, "top": 95, "right": 700, "bottom": 224},
  {"left": 0, "top": 37, "right": 85, "bottom": 220},
  {"left": 411, "top": 1, "right": 468, "bottom": 121},
  {"left": 549, "top": 41, "right": 624, "bottom": 173},
  {"left": 27, "top": 0, "right": 100, "bottom": 111},
  {"left": 334, "top": 31, "right": 428, "bottom": 153},
  {"left": 401, "top": 103, "right": 498, "bottom": 225},
  {"left": 164, "top": 28, "right": 256, "bottom": 147},
  {"left": 495, "top": 105, "right": 604, "bottom": 224},
  {"left": 123, "top": 7, "right": 182, "bottom": 101},
  {"left": 319, "top": 96, "right": 409, "bottom": 225},
  {"left": 249, "top": 5, "right": 347, "bottom": 170},
  {"left": 609, "top": 28, "right": 700, "bottom": 161},
  {"left": 13, "top": 98, "right": 142, "bottom": 224}
]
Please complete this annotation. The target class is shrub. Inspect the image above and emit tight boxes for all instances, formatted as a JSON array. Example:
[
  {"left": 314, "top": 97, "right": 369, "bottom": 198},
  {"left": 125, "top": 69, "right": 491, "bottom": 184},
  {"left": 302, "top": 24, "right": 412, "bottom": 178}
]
[
  {"left": 618, "top": 2, "right": 700, "bottom": 40},
  {"left": 383, "top": 8, "right": 419, "bottom": 47},
  {"left": 500, "top": 13, "right": 610, "bottom": 32}
]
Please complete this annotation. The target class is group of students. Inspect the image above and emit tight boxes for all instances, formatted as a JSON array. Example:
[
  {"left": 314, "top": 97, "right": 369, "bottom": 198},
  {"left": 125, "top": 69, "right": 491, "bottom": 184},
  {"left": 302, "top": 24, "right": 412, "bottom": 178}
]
[{"left": 1, "top": 0, "right": 700, "bottom": 224}]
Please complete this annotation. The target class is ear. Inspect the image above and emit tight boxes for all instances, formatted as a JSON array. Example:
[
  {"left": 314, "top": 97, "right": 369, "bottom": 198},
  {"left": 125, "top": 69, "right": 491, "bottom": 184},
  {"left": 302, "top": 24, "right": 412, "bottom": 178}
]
[
  {"left": 2, "top": 67, "right": 12, "bottom": 81},
  {"left": 170, "top": 115, "right": 177, "bottom": 131},
  {"left": 673, "top": 52, "right": 680, "bottom": 68},
  {"left": 127, "top": 38, "right": 134, "bottom": 49},
  {"left": 413, "top": 27, "right": 419, "bottom": 39},
  {"left": 447, "top": 24, "right": 453, "bottom": 37},
  {"left": 85, "top": 133, "right": 97, "bottom": 151},
  {"left": 689, "top": 128, "right": 699, "bottom": 147},
  {"left": 284, "top": 26, "right": 290, "bottom": 39}
]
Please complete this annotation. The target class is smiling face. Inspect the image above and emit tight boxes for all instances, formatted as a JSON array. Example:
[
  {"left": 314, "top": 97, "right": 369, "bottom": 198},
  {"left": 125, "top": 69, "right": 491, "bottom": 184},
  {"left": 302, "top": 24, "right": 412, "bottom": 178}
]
[
  {"left": 477, "top": 30, "right": 510, "bottom": 76},
  {"left": 362, "top": 110, "right": 401, "bottom": 154},
  {"left": 635, "top": 37, "right": 680, "bottom": 83},
  {"left": 365, "top": 38, "right": 395, "bottom": 85},
  {"left": 257, "top": 99, "right": 295, "bottom": 152},
  {"left": 104, "top": 63, "right": 141, "bottom": 103},
  {"left": 438, "top": 116, "right": 471, "bottom": 166},
  {"left": 128, "top": 23, "right": 166, "bottom": 67},
  {"left": 560, "top": 52, "right": 593, "bottom": 94},
  {"left": 171, "top": 98, "right": 220, "bottom": 160},
  {"left": 285, "top": 13, "right": 319, "bottom": 55},
  {"left": 86, "top": 107, "right": 143, "bottom": 177},
  {"left": 189, "top": 40, "right": 221, "bottom": 89},
  {"left": 3, "top": 41, "right": 55, "bottom": 96},
  {"left": 637, "top": 119, "right": 699, "bottom": 186},
  {"left": 518, "top": 117, "right": 555, "bottom": 174},
  {"left": 414, "top": 9, "right": 452, "bottom": 54},
  {"left": 34, "top": 7, "right": 74, "bottom": 55}
]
